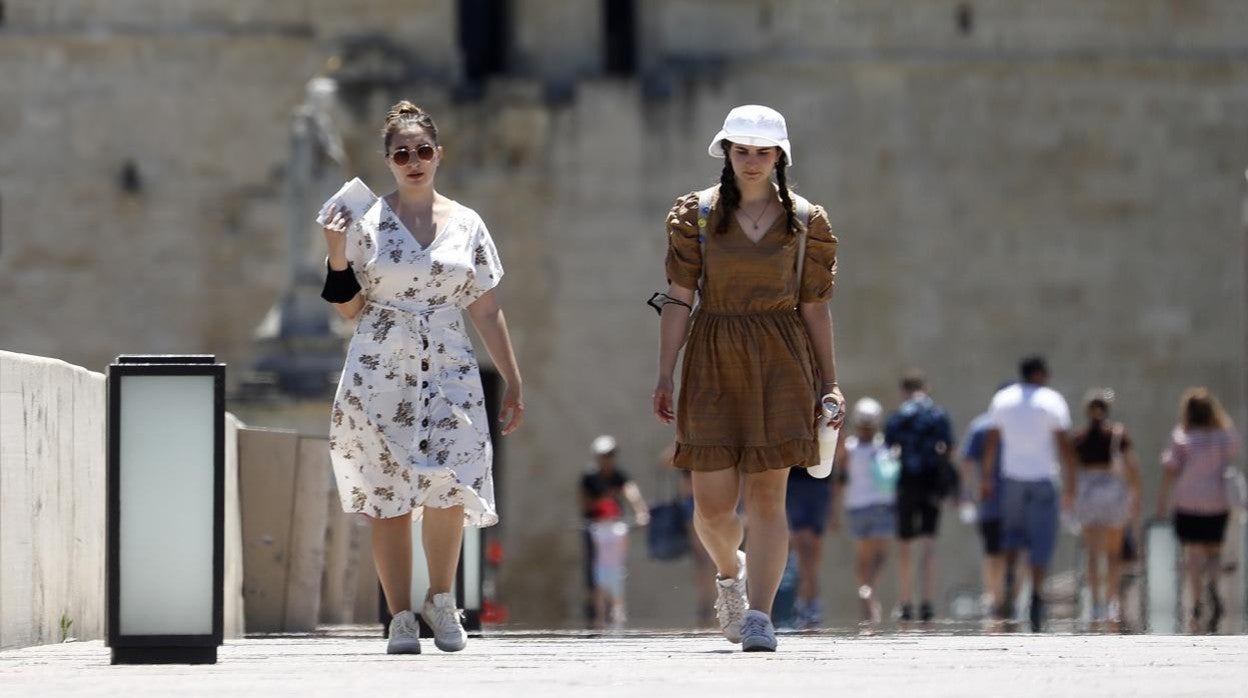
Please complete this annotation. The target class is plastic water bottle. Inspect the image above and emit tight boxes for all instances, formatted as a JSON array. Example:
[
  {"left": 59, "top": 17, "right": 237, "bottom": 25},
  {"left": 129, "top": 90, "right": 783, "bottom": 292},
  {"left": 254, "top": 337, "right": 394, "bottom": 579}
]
[{"left": 808, "top": 395, "right": 841, "bottom": 479}]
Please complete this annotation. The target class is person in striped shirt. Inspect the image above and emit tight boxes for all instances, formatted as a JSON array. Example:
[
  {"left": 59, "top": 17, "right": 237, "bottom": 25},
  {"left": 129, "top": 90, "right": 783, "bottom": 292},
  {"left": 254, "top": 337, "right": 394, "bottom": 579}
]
[{"left": 1157, "top": 388, "right": 1240, "bottom": 634}]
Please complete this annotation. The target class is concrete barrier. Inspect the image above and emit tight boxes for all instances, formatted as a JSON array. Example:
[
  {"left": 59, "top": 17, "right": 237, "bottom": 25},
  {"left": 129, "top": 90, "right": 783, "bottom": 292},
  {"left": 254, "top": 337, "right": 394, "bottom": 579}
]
[
  {"left": 238, "top": 429, "right": 340, "bottom": 632},
  {"left": 0, "top": 351, "right": 246, "bottom": 649}
]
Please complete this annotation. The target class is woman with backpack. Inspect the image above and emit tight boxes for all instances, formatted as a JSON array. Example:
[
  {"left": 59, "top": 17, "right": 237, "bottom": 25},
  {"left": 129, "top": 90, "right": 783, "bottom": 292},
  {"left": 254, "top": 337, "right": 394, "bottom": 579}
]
[{"left": 652, "top": 104, "right": 843, "bottom": 652}]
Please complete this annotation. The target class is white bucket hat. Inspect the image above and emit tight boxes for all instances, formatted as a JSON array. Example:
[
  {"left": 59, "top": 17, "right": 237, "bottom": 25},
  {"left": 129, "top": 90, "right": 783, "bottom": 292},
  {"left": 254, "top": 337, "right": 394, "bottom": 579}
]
[{"left": 707, "top": 104, "right": 793, "bottom": 165}]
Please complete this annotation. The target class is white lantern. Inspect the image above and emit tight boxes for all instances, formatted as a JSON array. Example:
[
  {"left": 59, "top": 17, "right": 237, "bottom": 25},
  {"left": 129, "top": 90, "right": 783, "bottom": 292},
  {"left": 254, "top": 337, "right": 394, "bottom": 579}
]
[{"left": 107, "top": 355, "right": 225, "bottom": 664}]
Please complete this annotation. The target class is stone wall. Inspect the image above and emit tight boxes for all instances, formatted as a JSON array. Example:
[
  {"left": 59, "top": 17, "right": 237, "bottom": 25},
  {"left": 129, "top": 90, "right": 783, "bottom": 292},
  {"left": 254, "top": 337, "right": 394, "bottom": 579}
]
[
  {"left": 1, "top": 1, "right": 1245, "bottom": 627},
  {"left": 0, "top": 350, "right": 246, "bottom": 648}
]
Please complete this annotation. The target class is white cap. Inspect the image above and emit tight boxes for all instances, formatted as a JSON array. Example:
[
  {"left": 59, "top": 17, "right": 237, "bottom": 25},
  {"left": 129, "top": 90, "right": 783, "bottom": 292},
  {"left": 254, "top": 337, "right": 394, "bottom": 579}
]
[
  {"left": 591, "top": 435, "right": 618, "bottom": 455},
  {"left": 852, "top": 397, "right": 884, "bottom": 426},
  {"left": 707, "top": 104, "right": 793, "bottom": 165}
]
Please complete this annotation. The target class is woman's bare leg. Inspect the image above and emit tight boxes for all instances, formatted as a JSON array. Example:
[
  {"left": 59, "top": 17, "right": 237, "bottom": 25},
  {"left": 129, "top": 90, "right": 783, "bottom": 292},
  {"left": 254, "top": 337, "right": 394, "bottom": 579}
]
[
  {"left": 692, "top": 469, "right": 745, "bottom": 578},
  {"left": 742, "top": 468, "right": 792, "bottom": 614},
  {"left": 371, "top": 512, "right": 413, "bottom": 614},
  {"left": 422, "top": 504, "right": 465, "bottom": 601}
]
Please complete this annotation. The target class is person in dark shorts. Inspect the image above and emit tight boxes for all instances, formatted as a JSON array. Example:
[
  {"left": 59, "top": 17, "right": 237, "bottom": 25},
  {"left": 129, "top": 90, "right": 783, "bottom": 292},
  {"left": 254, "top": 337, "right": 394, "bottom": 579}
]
[
  {"left": 580, "top": 435, "right": 649, "bottom": 626},
  {"left": 787, "top": 455, "right": 834, "bottom": 629},
  {"left": 884, "top": 370, "right": 955, "bottom": 623},
  {"left": 1157, "top": 388, "right": 1239, "bottom": 633},
  {"left": 959, "top": 383, "right": 1011, "bottom": 620}
]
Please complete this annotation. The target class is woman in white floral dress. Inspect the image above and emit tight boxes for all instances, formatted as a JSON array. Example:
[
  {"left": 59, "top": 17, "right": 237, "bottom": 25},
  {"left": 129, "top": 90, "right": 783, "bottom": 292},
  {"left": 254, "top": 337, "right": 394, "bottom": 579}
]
[{"left": 320, "top": 101, "right": 524, "bottom": 655}]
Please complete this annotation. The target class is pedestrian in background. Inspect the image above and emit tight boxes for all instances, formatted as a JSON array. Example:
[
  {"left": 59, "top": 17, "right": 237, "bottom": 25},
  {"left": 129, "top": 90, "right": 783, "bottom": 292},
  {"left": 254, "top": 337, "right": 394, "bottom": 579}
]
[
  {"left": 587, "top": 498, "right": 631, "bottom": 630},
  {"left": 580, "top": 435, "right": 649, "bottom": 627},
  {"left": 1072, "top": 388, "right": 1141, "bottom": 627},
  {"left": 653, "top": 104, "right": 843, "bottom": 652},
  {"left": 884, "top": 370, "right": 955, "bottom": 623},
  {"left": 958, "top": 383, "right": 1011, "bottom": 622},
  {"left": 1157, "top": 388, "right": 1239, "bottom": 634},
  {"left": 832, "top": 397, "right": 896, "bottom": 626},
  {"left": 982, "top": 356, "right": 1075, "bottom": 633}
]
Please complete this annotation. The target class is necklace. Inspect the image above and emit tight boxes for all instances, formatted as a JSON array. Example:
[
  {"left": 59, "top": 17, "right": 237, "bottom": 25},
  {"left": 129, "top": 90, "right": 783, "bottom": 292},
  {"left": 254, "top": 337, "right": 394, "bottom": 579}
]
[{"left": 740, "top": 199, "right": 773, "bottom": 231}]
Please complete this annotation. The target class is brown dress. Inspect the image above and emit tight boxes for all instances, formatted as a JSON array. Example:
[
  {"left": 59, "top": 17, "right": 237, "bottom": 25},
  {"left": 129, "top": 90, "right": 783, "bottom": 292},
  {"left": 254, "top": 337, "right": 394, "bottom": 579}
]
[{"left": 665, "top": 189, "right": 839, "bottom": 473}]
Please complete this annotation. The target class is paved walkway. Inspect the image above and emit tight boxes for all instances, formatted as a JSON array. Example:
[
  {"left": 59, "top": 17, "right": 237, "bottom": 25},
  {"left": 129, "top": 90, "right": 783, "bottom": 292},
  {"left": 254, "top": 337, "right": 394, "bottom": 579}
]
[{"left": 2, "top": 627, "right": 1246, "bottom": 697}]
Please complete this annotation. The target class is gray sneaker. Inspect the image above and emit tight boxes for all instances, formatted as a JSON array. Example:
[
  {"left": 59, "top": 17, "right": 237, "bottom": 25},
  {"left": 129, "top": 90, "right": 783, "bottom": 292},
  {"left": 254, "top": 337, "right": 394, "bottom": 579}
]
[
  {"left": 422, "top": 593, "right": 468, "bottom": 652},
  {"left": 741, "top": 610, "right": 777, "bottom": 652},
  {"left": 386, "top": 610, "right": 422, "bottom": 654},
  {"left": 714, "top": 550, "right": 748, "bottom": 643}
]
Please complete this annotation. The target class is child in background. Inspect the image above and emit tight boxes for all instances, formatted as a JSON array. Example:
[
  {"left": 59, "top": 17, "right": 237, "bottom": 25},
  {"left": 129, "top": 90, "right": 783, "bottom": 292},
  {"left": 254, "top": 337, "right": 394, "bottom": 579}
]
[
  {"left": 588, "top": 498, "right": 631, "bottom": 629},
  {"left": 833, "top": 397, "right": 899, "bottom": 625}
]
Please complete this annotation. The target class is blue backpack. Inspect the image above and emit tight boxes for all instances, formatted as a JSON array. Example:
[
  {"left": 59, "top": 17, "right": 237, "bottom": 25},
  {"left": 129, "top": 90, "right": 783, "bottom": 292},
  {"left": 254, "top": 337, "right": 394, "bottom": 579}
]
[{"left": 886, "top": 399, "right": 956, "bottom": 494}]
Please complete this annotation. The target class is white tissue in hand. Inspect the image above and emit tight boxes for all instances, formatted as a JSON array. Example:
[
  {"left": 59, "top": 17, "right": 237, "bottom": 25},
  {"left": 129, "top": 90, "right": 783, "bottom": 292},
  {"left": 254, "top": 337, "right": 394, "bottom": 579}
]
[{"left": 316, "top": 177, "right": 377, "bottom": 226}]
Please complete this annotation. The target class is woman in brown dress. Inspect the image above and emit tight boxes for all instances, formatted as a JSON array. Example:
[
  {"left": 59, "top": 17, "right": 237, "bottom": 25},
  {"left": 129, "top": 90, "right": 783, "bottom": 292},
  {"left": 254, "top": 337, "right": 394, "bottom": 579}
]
[{"left": 652, "top": 105, "right": 844, "bottom": 652}]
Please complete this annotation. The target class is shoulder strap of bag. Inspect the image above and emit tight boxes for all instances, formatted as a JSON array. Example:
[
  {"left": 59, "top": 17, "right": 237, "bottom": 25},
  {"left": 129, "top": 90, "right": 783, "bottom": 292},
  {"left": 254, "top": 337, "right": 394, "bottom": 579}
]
[
  {"left": 791, "top": 192, "right": 810, "bottom": 306},
  {"left": 695, "top": 186, "right": 717, "bottom": 303}
]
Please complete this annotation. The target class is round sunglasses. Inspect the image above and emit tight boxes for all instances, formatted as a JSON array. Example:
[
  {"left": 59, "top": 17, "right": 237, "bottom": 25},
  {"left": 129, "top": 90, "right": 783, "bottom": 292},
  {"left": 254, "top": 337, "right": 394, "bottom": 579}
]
[{"left": 388, "top": 144, "right": 436, "bottom": 166}]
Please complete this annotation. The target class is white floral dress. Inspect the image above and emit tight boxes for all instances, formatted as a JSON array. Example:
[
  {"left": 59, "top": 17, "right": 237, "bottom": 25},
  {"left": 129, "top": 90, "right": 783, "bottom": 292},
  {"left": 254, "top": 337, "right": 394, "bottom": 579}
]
[{"left": 329, "top": 197, "right": 502, "bottom": 526}]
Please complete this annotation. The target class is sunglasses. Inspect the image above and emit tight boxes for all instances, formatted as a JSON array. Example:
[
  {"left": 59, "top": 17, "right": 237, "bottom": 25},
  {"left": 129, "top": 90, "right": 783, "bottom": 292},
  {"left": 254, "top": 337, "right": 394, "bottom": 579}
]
[{"left": 388, "top": 144, "right": 436, "bottom": 166}]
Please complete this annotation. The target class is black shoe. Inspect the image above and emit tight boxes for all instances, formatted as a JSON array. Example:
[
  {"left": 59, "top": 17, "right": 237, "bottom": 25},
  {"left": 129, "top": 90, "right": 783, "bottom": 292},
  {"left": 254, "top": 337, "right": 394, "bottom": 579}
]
[
  {"left": 899, "top": 603, "right": 913, "bottom": 622},
  {"left": 920, "top": 601, "right": 935, "bottom": 623},
  {"left": 1029, "top": 594, "right": 1045, "bottom": 633}
]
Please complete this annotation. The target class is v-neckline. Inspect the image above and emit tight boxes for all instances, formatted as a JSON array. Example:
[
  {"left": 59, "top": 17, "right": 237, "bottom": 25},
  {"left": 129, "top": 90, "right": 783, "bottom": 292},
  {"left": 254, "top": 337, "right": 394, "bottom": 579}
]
[
  {"left": 382, "top": 196, "right": 459, "bottom": 253},
  {"left": 733, "top": 210, "right": 784, "bottom": 246}
]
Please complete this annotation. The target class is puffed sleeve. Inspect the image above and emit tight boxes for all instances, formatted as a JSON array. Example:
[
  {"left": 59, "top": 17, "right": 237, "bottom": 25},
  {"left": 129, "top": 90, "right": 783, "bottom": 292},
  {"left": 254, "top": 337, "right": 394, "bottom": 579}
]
[
  {"left": 664, "top": 192, "right": 702, "bottom": 291},
  {"left": 460, "top": 213, "right": 505, "bottom": 307},
  {"left": 799, "top": 204, "right": 838, "bottom": 303}
]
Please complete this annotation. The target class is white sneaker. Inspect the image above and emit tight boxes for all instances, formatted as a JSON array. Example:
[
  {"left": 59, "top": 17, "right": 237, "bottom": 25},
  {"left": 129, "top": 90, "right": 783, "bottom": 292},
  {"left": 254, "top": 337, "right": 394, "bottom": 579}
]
[
  {"left": 386, "top": 610, "right": 422, "bottom": 654},
  {"left": 714, "top": 549, "right": 748, "bottom": 643},
  {"left": 422, "top": 593, "right": 468, "bottom": 652},
  {"left": 741, "top": 610, "right": 778, "bottom": 652}
]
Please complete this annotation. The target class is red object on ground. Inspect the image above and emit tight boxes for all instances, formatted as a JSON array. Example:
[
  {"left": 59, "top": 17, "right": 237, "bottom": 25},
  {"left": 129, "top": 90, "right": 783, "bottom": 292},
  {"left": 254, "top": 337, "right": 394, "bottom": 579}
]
[
  {"left": 481, "top": 599, "right": 509, "bottom": 624},
  {"left": 486, "top": 539, "right": 505, "bottom": 566}
]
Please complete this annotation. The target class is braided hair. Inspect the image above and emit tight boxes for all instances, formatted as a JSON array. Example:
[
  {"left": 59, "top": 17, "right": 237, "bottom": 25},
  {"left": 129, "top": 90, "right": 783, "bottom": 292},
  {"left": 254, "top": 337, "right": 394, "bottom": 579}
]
[{"left": 714, "top": 142, "right": 803, "bottom": 236}]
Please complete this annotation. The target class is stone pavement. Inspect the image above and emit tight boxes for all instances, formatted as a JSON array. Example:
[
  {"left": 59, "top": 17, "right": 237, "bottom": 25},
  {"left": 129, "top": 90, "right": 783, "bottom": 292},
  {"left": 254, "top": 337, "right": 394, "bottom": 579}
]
[{"left": 2, "top": 627, "right": 1247, "bottom": 697}]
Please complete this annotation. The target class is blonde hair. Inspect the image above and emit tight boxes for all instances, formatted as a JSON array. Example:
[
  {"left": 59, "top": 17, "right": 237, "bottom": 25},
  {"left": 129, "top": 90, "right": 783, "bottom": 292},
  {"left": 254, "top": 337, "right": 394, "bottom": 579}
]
[
  {"left": 1178, "top": 387, "right": 1232, "bottom": 431},
  {"left": 381, "top": 100, "right": 439, "bottom": 152}
]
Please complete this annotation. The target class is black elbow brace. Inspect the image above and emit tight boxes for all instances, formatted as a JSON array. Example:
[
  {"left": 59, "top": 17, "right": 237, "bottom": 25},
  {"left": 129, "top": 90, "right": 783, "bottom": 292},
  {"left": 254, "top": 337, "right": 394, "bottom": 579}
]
[{"left": 321, "top": 260, "right": 362, "bottom": 303}]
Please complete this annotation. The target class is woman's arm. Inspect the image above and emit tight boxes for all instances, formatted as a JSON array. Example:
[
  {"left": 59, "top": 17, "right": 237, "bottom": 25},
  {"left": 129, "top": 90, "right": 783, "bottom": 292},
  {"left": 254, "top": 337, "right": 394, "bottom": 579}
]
[
  {"left": 466, "top": 289, "right": 524, "bottom": 435},
  {"left": 324, "top": 206, "right": 365, "bottom": 319},
  {"left": 653, "top": 283, "right": 695, "bottom": 424},
  {"left": 1155, "top": 469, "right": 1176, "bottom": 520},
  {"left": 799, "top": 301, "right": 845, "bottom": 428},
  {"left": 622, "top": 481, "right": 651, "bottom": 526},
  {"left": 1123, "top": 444, "right": 1142, "bottom": 521},
  {"left": 329, "top": 284, "right": 365, "bottom": 320}
]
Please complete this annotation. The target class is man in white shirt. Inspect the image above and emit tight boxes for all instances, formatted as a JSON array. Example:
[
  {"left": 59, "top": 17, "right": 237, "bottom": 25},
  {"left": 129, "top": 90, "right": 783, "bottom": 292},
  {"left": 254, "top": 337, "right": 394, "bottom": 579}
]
[{"left": 981, "top": 356, "right": 1076, "bottom": 632}]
